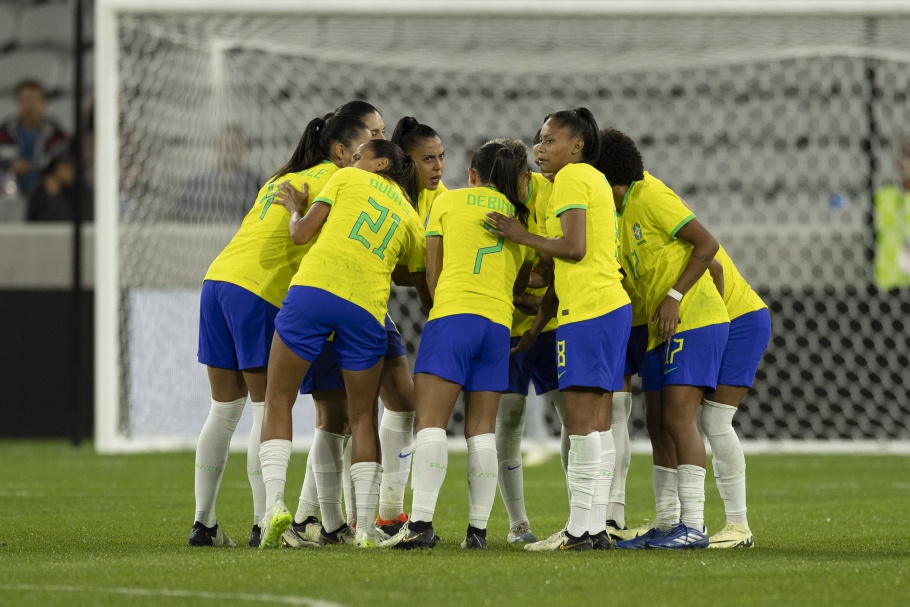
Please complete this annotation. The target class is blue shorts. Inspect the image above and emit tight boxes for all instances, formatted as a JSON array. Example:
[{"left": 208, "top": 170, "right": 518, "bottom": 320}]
[
  {"left": 507, "top": 330, "right": 559, "bottom": 396},
  {"left": 555, "top": 304, "right": 632, "bottom": 392},
  {"left": 275, "top": 286, "right": 386, "bottom": 371},
  {"left": 717, "top": 309, "right": 771, "bottom": 388},
  {"left": 298, "top": 313, "right": 409, "bottom": 394},
  {"left": 197, "top": 280, "right": 278, "bottom": 370},
  {"left": 641, "top": 323, "right": 730, "bottom": 392},
  {"left": 623, "top": 324, "right": 649, "bottom": 377},
  {"left": 414, "top": 314, "right": 510, "bottom": 392}
]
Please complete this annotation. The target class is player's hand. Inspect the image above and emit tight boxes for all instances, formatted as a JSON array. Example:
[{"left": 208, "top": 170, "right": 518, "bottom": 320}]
[
  {"left": 510, "top": 331, "right": 537, "bottom": 354},
  {"left": 513, "top": 292, "right": 541, "bottom": 316},
  {"left": 485, "top": 212, "right": 528, "bottom": 244},
  {"left": 277, "top": 181, "right": 309, "bottom": 216},
  {"left": 651, "top": 296, "right": 681, "bottom": 342}
]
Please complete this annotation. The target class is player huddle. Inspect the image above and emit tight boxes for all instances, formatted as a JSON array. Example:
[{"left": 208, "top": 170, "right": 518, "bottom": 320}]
[{"left": 188, "top": 101, "right": 770, "bottom": 553}]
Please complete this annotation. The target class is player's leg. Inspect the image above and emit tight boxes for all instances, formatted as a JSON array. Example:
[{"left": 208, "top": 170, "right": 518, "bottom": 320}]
[
  {"left": 606, "top": 375, "right": 633, "bottom": 535},
  {"left": 462, "top": 389, "right": 502, "bottom": 549},
  {"left": 241, "top": 368, "right": 267, "bottom": 547},
  {"left": 377, "top": 347, "right": 416, "bottom": 534}
]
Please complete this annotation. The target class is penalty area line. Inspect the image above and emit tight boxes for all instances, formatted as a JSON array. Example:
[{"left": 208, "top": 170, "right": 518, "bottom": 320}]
[{"left": 0, "top": 584, "right": 345, "bottom": 607}]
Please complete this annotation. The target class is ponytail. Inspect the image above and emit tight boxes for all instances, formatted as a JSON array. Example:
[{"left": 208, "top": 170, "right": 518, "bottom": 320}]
[
  {"left": 472, "top": 140, "right": 531, "bottom": 227},
  {"left": 270, "top": 114, "right": 368, "bottom": 181},
  {"left": 390, "top": 115, "right": 440, "bottom": 155},
  {"left": 548, "top": 107, "right": 601, "bottom": 164}
]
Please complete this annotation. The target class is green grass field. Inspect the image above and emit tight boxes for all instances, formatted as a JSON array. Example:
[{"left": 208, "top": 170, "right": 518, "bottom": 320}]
[{"left": 1, "top": 441, "right": 908, "bottom": 607}]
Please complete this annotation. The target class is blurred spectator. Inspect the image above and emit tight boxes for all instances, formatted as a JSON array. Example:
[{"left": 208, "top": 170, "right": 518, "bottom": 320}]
[
  {"left": 0, "top": 80, "right": 70, "bottom": 197},
  {"left": 26, "top": 151, "right": 93, "bottom": 222},
  {"left": 873, "top": 141, "right": 910, "bottom": 290},
  {"left": 176, "top": 125, "right": 262, "bottom": 222}
]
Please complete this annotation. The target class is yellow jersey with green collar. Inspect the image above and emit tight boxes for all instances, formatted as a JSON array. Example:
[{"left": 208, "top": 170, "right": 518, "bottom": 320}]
[
  {"left": 622, "top": 272, "right": 650, "bottom": 327},
  {"left": 418, "top": 180, "right": 448, "bottom": 225},
  {"left": 544, "top": 162, "right": 629, "bottom": 325},
  {"left": 290, "top": 167, "right": 423, "bottom": 324},
  {"left": 204, "top": 161, "right": 339, "bottom": 308},
  {"left": 716, "top": 245, "right": 766, "bottom": 320},
  {"left": 617, "top": 171, "right": 729, "bottom": 350},
  {"left": 426, "top": 186, "right": 531, "bottom": 328},
  {"left": 512, "top": 172, "right": 558, "bottom": 336}
]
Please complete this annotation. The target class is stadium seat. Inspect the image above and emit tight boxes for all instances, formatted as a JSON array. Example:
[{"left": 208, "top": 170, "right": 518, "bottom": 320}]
[
  {"left": 0, "top": 51, "right": 68, "bottom": 96},
  {"left": 18, "top": 1, "right": 75, "bottom": 50}
]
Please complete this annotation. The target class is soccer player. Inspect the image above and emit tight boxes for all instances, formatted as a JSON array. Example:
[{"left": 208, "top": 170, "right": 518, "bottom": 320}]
[
  {"left": 189, "top": 114, "right": 372, "bottom": 548},
  {"left": 701, "top": 245, "right": 770, "bottom": 548},
  {"left": 383, "top": 140, "right": 533, "bottom": 550},
  {"left": 390, "top": 116, "right": 447, "bottom": 223},
  {"left": 598, "top": 128, "right": 730, "bottom": 549},
  {"left": 258, "top": 139, "right": 423, "bottom": 550},
  {"left": 487, "top": 109, "right": 632, "bottom": 552}
]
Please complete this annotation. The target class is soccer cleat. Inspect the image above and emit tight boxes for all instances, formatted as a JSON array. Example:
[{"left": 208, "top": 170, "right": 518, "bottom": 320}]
[
  {"left": 381, "top": 522, "right": 438, "bottom": 549},
  {"left": 188, "top": 521, "right": 237, "bottom": 547},
  {"left": 708, "top": 523, "right": 754, "bottom": 549},
  {"left": 615, "top": 527, "right": 668, "bottom": 550},
  {"left": 281, "top": 525, "right": 320, "bottom": 548},
  {"left": 646, "top": 522, "right": 709, "bottom": 549},
  {"left": 591, "top": 530, "right": 614, "bottom": 550},
  {"left": 507, "top": 521, "right": 537, "bottom": 544},
  {"left": 460, "top": 525, "right": 487, "bottom": 549},
  {"left": 259, "top": 500, "right": 293, "bottom": 550},
  {"left": 605, "top": 519, "right": 627, "bottom": 541},
  {"left": 376, "top": 513, "right": 409, "bottom": 537},
  {"left": 354, "top": 526, "right": 389, "bottom": 548},
  {"left": 319, "top": 523, "right": 355, "bottom": 546},
  {"left": 248, "top": 525, "right": 261, "bottom": 548},
  {"left": 524, "top": 529, "right": 593, "bottom": 552},
  {"left": 611, "top": 523, "right": 654, "bottom": 542}
]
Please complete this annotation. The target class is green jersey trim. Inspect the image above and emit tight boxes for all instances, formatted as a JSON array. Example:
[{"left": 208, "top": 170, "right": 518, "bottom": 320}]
[
  {"left": 425, "top": 230, "right": 440, "bottom": 237},
  {"left": 619, "top": 181, "right": 636, "bottom": 217},
  {"left": 312, "top": 196, "right": 334, "bottom": 207},
  {"left": 555, "top": 203, "right": 586, "bottom": 216},
  {"left": 670, "top": 213, "right": 696, "bottom": 239}
]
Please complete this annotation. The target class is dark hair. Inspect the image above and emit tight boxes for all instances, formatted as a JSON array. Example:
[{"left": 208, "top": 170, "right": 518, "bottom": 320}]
[
  {"left": 532, "top": 128, "right": 542, "bottom": 147},
  {"left": 547, "top": 107, "right": 601, "bottom": 164},
  {"left": 471, "top": 141, "right": 530, "bottom": 227},
  {"left": 366, "top": 140, "right": 420, "bottom": 207},
  {"left": 334, "top": 100, "right": 381, "bottom": 121},
  {"left": 596, "top": 128, "right": 645, "bottom": 186},
  {"left": 270, "top": 114, "right": 368, "bottom": 181},
  {"left": 16, "top": 80, "right": 45, "bottom": 97},
  {"left": 390, "top": 116, "right": 440, "bottom": 155}
]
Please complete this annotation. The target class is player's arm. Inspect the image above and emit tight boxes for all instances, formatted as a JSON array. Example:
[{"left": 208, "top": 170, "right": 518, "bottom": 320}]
[
  {"left": 425, "top": 235, "right": 443, "bottom": 303},
  {"left": 412, "top": 271, "right": 433, "bottom": 313},
  {"left": 392, "top": 265, "right": 413, "bottom": 287},
  {"left": 513, "top": 262, "right": 532, "bottom": 298},
  {"left": 707, "top": 258, "right": 725, "bottom": 299},
  {"left": 652, "top": 218, "right": 719, "bottom": 340},
  {"left": 511, "top": 283, "right": 558, "bottom": 354},
  {"left": 485, "top": 209, "right": 586, "bottom": 261},
  {"left": 528, "top": 252, "right": 553, "bottom": 289},
  {"left": 289, "top": 201, "right": 330, "bottom": 245}
]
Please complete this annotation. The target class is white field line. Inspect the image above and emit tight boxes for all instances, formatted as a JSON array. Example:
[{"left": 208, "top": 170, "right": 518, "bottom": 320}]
[{"left": 0, "top": 584, "right": 345, "bottom": 607}]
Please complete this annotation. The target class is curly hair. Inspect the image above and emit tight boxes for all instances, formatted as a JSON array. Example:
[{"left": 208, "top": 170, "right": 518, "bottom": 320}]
[{"left": 595, "top": 128, "right": 645, "bottom": 186}]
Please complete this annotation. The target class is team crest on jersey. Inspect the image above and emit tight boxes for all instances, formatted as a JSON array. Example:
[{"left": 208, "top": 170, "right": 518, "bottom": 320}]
[{"left": 633, "top": 223, "right": 643, "bottom": 240}]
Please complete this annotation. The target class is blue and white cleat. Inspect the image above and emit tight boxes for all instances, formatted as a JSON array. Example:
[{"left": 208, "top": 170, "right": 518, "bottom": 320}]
[
  {"left": 646, "top": 522, "right": 709, "bottom": 549},
  {"left": 507, "top": 521, "right": 537, "bottom": 544},
  {"left": 615, "top": 527, "right": 668, "bottom": 550}
]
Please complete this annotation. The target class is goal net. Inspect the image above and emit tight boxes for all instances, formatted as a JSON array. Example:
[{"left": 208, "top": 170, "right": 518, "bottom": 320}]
[{"left": 94, "top": 0, "right": 910, "bottom": 452}]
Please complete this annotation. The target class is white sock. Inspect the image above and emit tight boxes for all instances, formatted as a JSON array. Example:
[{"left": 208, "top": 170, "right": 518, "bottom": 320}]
[
  {"left": 410, "top": 427, "right": 448, "bottom": 524},
  {"left": 701, "top": 400, "right": 748, "bottom": 525},
  {"left": 378, "top": 409, "right": 415, "bottom": 520},
  {"left": 467, "top": 433, "right": 498, "bottom": 530},
  {"left": 677, "top": 464, "right": 707, "bottom": 530},
  {"left": 311, "top": 429, "right": 346, "bottom": 532},
  {"left": 247, "top": 401, "right": 266, "bottom": 527},
  {"left": 653, "top": 465, "right": 680, "bottom": 531},
  {"left": 566, "top": 432, "right": 600, "bottom": 538},
  {"left": 342, "top": 435, "right": 355, "bottom": 524},
  {"left": 260, "top": 438, "right": 293, "bottom": 511},
  {"left": 606, "top": 392, "right": 632, "bottom": 527},
  {"left": 590, "top": 429, "right": 616, "bottom": 535},
  {"left": 350, "top": 461, "right": 382, "bottom": 531},
  {"left": 293, "top": 451, "right": 320, "bottom": 524},
  {"left": 194, "top": 397, "right": 245, "bottom": 527},
  {"left": 549, "top": 391, "right": 571, "bottom": 502},
  {"left": 496, "top": 393, "right": 528, "bottom": 527}
]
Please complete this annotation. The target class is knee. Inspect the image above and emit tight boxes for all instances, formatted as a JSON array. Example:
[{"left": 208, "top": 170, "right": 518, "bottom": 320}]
[{"left": 699, "top": 400, "right": 736, "bottom": 437}]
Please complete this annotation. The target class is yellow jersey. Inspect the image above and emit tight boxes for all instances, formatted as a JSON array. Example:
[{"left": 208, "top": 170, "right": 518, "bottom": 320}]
[
  {"left": 716, "top": 245, "right": 766, "bottom": 321},
  {"left": 418, "top": 181, "right": 448, "bottom": 226},
  {"left": 622, "top": 272, "right": 650, "bottom": 327},
  {"left": 290, "top": 167, "right": 424, "bottom": 325},
  {"left": 204, "top": 161, "right": 339, "bottom": 308},
  {"left": 617, "top": 171, "right": 729, "bottom": 350},
  {"left": 512, "top": 172, "right": 558, "bottom": 336},
  {"left": 544, "top": 162, "right": 630, "bottom": 326},
  {"left": 426, "top": 186, "right": 532, "bottom": 328}
]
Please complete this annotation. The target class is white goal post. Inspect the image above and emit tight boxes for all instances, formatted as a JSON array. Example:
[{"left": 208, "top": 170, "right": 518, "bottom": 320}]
[{"left": 94, "top": 0, "right": 910, "bottom": 453}]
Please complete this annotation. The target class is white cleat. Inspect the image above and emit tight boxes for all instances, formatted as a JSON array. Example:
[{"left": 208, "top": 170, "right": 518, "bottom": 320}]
[
  {"left": 524, "top": 528, "right": 592, "bottom": 552},
  {"left": 354, "top": 526, "right": 389, "bottom": 548},
  {"left": 708, "top": 522, "right": 754, "bottom": 549},
  {"left": 507, "top": 521, "right": 538, "bottom": 544}
]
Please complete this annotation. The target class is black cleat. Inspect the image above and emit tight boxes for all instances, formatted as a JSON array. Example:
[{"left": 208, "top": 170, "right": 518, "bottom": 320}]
[
  {"left": 591, "top": 530, "right": 614, "bottom": 550},
  {"left": 382, "top": 521, "right": 438, "bottom": 549},
  {"left": 188, "top": 521, "right": 237, "bottom": 547},
  {"left": 248, "top": 525, "right": 261, "bottom": 548},
  {"left": 461, "top": 525, "right": 487, "bottom": 549},
  {"left": 319, "top": 523, "right": 355, "bottom": 545}
]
